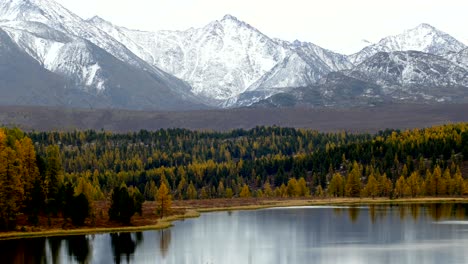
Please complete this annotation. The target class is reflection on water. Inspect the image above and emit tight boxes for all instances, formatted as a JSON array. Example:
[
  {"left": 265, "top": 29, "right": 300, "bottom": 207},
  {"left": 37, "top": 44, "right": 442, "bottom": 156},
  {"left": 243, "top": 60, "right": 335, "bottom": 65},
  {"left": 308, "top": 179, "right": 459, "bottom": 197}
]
[
  {"left": 159, "top": 229, "right": 171, "bottom": 258},
  {"left": 369, "top": 205, "right": 376, "bottom": 223},
  {"left": 111, "top": 232, "right": 144, "bottom": 264},
  {"left": 67, "top": 236, "right": 90, "bottom": 263},
  {"left": 2, "top": 203, "right": 468, "bottom": 264},
  {"left": 348, "top": 206, "right": 360, "bottom": 222},
  {"left": 410, "top": 204, "right": 420, "bottom": 220}
]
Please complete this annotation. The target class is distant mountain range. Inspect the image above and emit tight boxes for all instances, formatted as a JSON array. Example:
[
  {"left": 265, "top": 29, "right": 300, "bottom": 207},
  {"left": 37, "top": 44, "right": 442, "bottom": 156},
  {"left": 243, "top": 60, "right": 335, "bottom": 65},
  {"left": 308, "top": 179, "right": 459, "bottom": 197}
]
[{"left": 0, "top": 0, "right": 467, "bottom": 110}]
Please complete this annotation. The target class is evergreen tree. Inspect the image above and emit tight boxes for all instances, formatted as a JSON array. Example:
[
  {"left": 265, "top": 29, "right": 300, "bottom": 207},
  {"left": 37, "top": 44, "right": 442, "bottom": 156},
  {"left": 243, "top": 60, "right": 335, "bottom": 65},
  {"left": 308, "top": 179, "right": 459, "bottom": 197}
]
[
  {"left": 378, "top": 173, "right": 393, "bottom": 198},
  {"left": 406, "top": 171, "right": 422, "bottom": 197},
  {"left": 263, "top": 182, "right": 273, "bottom": 197},
  {"left": 109, "top": 186, "right": 136, "bottom": 224},
  {"left": 286, "top": 178, "right": 300, "bottom": 197},
  {"left": 16, "top": 137, "right": 40, "bottom": 213},
  {"left": 452, "top": 167, "right": 464, "bottom": 195},
  {"left": 217, "top": 181, "right": 225, "bottom": 198},
  {"left": 239, "top": 184, "right": 251, "bottom": 198},
  {"left": 45, "top": 145, "right": 63, "bottom": 215},
  {"left": 0, "top": 147, "right": 24, "bottom": 230},
  {"left": 187, "top": 182, "right": 198, "bottom": 200},
  {"left": 328, "top": 173, "right": 344, "bottom": 197},
  {"left": 70, "top": 193, "right": 90, "bottom": 226},
  {"left": 225, "top": 187, "right": 234, "bottom": 198},
  {"left": 144, "top": 180, "right": 158, "bottom": 201},
  {"left": 297, "top": 177, "right": 310, "bottom": 197},
  {"left": 345, "top": 162, "right": 361, "bottom": 197},
  {"left": 363, "top": 174, "right": 379, "bottom": 198},
  {"left": 394, "top": 176, "right": 409, "bottom": 198},
  {"left": 157, "top": 183, "right": 172, "bottom": 218}
]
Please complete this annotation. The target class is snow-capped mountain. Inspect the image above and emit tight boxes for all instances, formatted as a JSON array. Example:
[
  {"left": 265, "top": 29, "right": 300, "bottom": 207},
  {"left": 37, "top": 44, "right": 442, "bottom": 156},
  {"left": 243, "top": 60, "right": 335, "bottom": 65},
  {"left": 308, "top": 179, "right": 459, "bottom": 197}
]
[
  {"left": 1, "top": 0, "right": 468, "bottom": 110},
  {"left": 90, "top": 15, "right": 355, "bottom": 104},
  {"left": 242, "top": 25, "right": 468, "bottom": 108},
  {"left": 241, "top": 50, "right": 468, "bottom": 107},
  {"left": 348, "top": 51, "right": 468, "bottom": 102},
  {"left": 349, "top": 24, "right": 466, "bottom": 65},
  {"left": 0, "top": 0, "right": 141, "bottom": 66},
  {"left": 288, "top": 40, "right": 353, "bottom": 72},
  {"left": 0, "top": 0, "right": 205, "bottom": 110},
  {"left": 90, "top": 14, "right": 288, "bottom": 101},
  {"left": 238, "top": 40, "right": 354, "bottom": 103},
  {"left": 350, "top": 51, "right": 468, "bottom": 87}
]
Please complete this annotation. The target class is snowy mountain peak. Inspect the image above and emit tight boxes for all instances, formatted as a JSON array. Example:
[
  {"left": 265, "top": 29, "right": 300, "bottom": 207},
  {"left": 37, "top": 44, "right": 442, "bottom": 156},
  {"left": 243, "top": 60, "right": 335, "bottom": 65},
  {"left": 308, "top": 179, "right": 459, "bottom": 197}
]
[
  {"left": 91, "top": 13, "right": 288, "bottom": 102},
  {"left": 401, "top": 23, "right": 447, "bottom": 39},
  {"left": 221, "top": 14, "right": 240, "bottom": 22},
  {"left": 218, "top": 14, "right": 258, "bottom": 32},
  {"left": 414, "top": 23, "right": 436, "bottom": 30},
  {"left": 85, "top": 15, "right": 118, "bottom": 31},
  {"left": 383, "top": 23, "right": 465, "bottom": 52},
  {"left": 350, "top": 23, "right": 466, "bottom": 64},
  {"left": 87, "top": 15, "right": 110, "bottom": 25},
  {"left": 0, "top": 0, "right": 82, "bottom": 25},
  {"left": 291, "top": 40, "right": 303, "bottom": 47}
]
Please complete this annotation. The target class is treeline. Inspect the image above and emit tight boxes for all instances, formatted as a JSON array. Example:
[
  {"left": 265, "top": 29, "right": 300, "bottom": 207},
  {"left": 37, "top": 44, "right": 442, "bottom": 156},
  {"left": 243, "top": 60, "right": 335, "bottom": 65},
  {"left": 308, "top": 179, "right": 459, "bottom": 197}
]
[
  {"left": 29, "top": 124, "right": 468, "bottom": 199},
  {"left": 1, "top": 124, "right": 467, "bottom": 229}
]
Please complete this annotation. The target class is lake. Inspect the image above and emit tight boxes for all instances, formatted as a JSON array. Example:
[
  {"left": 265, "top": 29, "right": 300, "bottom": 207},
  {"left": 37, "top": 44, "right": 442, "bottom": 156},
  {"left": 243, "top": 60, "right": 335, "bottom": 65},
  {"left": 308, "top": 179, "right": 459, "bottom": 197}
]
[{"left": 3, "top": 203, "right": 468, "bottom": 264}]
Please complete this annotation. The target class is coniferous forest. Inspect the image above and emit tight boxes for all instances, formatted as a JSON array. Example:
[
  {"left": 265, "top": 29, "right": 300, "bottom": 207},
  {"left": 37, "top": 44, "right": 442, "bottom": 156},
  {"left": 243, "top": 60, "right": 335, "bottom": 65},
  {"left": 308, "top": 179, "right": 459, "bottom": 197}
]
[{"left": 1, "top": 123, "right": 468, "bottom": 230}]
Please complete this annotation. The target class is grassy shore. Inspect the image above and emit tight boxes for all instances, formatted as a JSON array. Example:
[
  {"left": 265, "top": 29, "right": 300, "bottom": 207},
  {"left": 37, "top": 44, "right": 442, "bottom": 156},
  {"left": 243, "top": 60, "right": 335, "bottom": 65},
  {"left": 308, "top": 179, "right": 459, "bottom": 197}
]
[
  {"left": 0, "top": 210, "right": 201, "bottom": 241},
  {"left": 1, "top": 197, "right": 468, "bottom": 240}
]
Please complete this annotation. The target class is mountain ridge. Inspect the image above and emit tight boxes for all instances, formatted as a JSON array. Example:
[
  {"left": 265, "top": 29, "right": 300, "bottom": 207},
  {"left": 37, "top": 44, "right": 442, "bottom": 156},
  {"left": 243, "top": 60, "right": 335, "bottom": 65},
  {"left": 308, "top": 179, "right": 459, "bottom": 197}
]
[
  {"left": 349, "top": 23, "right": 466, "bottom": 64},
  {"left": 0, "top": 0, "right": 207, "bottom": 110},
  {"left": 1, "top": 0, "right": 468, "bottom": 110}
]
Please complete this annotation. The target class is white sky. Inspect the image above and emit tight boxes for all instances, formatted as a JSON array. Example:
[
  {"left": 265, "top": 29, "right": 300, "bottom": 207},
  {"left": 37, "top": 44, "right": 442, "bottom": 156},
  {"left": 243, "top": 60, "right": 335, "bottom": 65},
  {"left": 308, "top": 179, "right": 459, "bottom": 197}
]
[{"left": 56, "top": 0, "right": 468, "bottom": 54}]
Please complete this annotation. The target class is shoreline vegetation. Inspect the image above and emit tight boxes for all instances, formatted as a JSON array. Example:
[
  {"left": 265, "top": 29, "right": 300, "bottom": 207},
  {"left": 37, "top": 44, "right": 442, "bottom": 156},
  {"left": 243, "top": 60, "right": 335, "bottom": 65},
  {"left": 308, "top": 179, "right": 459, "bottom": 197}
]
[{"left": 2, "top": 197, "right": 468, "bottom": 240}]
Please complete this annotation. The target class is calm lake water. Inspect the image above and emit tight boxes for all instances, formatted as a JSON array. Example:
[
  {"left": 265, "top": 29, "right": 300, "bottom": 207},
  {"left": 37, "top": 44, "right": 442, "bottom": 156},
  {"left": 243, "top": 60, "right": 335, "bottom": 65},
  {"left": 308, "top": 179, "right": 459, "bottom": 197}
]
[{"left": 3, "top": 203, "right": 468, "bottom": 264}]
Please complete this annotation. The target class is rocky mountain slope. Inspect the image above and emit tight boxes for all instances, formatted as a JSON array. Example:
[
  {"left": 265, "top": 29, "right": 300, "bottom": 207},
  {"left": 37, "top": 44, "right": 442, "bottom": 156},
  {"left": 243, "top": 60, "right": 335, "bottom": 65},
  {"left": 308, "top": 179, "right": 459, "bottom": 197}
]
[
  {"left": 1, "top": 0, "right": 467, "bottom": 110},
  {"left": 0, "top": 0, "right": 205, "bottom": 110},
  {"left": 250, "top": 51, "right": 468, "bottom": 108},
  {"left": 0, "top": 28, "right": 69, "bottom": 106},
  {"left": 90, "top": 15, "right": 288, "bottom": 102},
  {"left": 448, "top": 48, "right": 468, "bottom": 70},
  {"left": 89, "top": 15, "right": 355, "bottom": 105}
]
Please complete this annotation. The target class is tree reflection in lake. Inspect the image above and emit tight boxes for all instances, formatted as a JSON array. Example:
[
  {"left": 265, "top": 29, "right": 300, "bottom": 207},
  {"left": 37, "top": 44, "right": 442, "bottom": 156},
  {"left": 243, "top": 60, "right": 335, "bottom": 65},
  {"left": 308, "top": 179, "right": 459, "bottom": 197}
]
[
  {"left": 332, "top": 207, "right": 343, "bottom": 216},
  {"left": 398, "top": 204, "right": 407, "bottom": 220},
  {"left": 48, "top": 236, "right": 63, "bottom": 264},
  {"left": 427, "top": 203, "right": 453, "bottom": 221},
  {"left": 369, "top": 205, "right": 377, "bottom": 223},
  {"left": 335, "top": 203, "right": 468, "bottom": 223},
  {"left": 27, "top": 237, "right": 48, "bottom": 264},
  {"left": 67, "top": 235, "right": 91, "bottom": 263},
  {"left": 111, "top": 232, "right": 142, "bottom": 264},
  {"left": 455, "top": 204, "right": 468, "bottom": 219},
  {"left": 2, "top": 203, "right": 468, "bottom": 264},
  {"left": 410, "top": 204, "right": 420, "bottom": 220},
  {"left": 159, "top": 229, "right": 172, "bottom": 258},
  {"left": 348, "top": 206, "right": 360, "bottom": 222},
  {"left": 1, "top": 236, "right": 46, "bottom": 263}
]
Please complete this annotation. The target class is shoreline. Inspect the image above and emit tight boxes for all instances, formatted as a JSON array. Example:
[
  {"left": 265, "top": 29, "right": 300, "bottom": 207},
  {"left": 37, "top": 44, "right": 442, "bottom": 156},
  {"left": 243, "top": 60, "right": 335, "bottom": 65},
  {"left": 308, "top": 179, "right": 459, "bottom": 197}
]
[{"left": 1, "top": 197, "right": 467, "bottom": 240}]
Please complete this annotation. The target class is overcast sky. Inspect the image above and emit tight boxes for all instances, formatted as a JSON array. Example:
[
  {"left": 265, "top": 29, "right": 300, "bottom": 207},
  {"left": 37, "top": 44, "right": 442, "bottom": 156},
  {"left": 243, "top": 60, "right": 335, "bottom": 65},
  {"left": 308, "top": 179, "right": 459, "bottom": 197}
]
[{"left": 56, "top": 0, "right": 468, "bottom": 54}]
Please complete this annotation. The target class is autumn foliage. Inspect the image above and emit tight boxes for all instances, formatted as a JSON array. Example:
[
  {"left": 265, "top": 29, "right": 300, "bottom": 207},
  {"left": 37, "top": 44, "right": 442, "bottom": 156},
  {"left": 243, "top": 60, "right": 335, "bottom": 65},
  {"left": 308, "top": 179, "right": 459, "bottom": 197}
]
[{"left": 0, "top": 123, "right": 468, "bottom": 229}]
